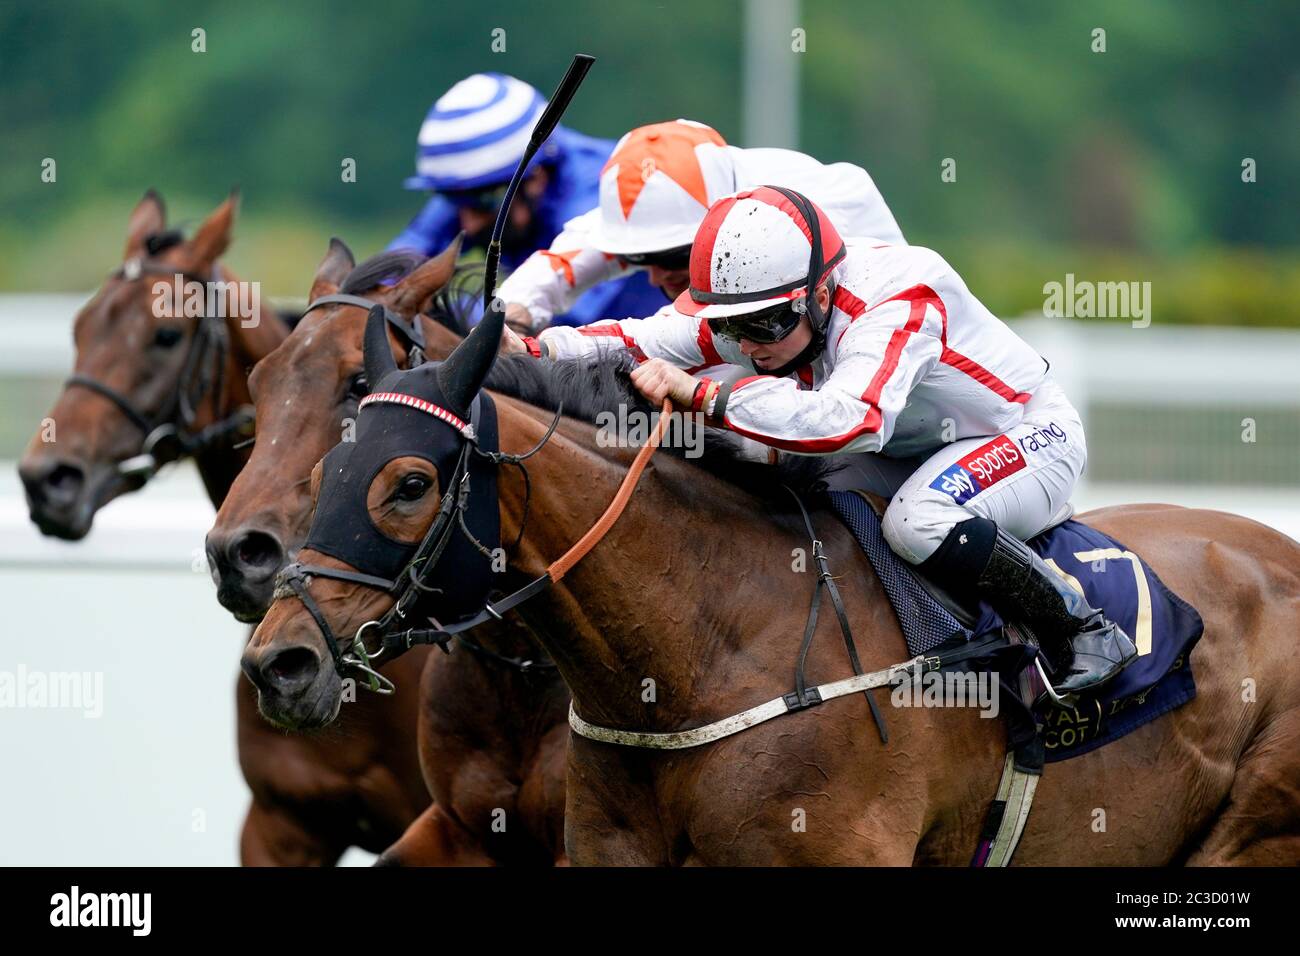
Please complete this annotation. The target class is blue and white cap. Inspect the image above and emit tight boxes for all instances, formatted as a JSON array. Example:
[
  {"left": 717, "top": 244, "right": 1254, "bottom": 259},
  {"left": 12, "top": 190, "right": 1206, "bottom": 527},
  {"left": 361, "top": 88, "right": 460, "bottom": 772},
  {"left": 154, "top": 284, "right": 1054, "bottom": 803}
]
[{"left": 404, "top": 73, "right": 549, "bottom": 192}]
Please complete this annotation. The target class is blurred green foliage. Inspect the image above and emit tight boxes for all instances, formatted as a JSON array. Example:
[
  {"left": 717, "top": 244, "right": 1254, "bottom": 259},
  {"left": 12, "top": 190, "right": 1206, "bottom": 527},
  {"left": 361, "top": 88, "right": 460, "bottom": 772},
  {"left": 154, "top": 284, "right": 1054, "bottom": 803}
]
[{"left": 1, "top": 0, "right": 1296, "bottom": 324}]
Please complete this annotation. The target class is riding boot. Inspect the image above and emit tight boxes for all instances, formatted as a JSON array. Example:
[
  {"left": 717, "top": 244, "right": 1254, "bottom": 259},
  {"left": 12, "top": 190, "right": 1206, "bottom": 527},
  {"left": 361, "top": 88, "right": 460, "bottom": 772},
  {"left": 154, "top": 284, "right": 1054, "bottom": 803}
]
[
  {"left": 918, "top": 517, "right": 1138, "bottom": 697},
  {"left": 976, "top": 527, "right": 1138, "bottom": 696}
]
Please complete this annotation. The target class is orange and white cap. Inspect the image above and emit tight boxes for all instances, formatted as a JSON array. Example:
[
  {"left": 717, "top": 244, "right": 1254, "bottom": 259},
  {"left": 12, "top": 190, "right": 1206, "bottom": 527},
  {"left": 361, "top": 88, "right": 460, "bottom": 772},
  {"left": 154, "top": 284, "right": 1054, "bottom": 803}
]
[
  {"left": 674, "top": 186, "right": 846, "bottom": 319},
  {"left": 585, "top": 120, "right": 734, "bottom": 256}
]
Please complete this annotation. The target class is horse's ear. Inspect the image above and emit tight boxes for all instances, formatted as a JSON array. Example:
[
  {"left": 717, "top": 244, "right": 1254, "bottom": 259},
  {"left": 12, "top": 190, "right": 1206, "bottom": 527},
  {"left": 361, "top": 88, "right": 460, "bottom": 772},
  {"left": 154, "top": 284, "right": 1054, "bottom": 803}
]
[
  {"left": 364, "top": 305, "right": 399, "bottom": 387},
  {"left": 437, "top": 296, "right": 503, "bottom": 417},
  {"left": 183, "top": 189, "right": 239, "bottom": 270},
  {"left": 388, "top": 232, "right": 462, "bottom": 316},
  {"left": 124, "top": 189, "right": 166, "bottom": 259},
  {"left": 309, "top": 237, "right": 356, "bottom": 301}
]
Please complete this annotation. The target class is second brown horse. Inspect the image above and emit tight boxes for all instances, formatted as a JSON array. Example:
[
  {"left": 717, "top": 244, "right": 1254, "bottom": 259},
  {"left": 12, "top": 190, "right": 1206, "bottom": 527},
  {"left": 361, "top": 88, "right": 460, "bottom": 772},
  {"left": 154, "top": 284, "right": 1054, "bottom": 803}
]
[{"left": 208, "top": 238, "right": 567, "bottom": 864}]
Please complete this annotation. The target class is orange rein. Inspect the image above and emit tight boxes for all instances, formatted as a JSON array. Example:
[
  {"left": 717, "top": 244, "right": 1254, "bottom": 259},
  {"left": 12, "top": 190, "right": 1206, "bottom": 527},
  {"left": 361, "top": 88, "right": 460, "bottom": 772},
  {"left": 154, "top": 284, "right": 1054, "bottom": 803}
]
[{"left": 546, "top": 398, "right": 673, "bottom": 581}]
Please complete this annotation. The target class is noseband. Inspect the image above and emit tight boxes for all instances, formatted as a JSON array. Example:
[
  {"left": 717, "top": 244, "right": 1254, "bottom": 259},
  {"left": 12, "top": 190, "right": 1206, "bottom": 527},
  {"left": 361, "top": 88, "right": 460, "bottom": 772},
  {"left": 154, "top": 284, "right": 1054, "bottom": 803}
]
[{"left": 64, "top": 257, "right": 254, "bottom": 480}]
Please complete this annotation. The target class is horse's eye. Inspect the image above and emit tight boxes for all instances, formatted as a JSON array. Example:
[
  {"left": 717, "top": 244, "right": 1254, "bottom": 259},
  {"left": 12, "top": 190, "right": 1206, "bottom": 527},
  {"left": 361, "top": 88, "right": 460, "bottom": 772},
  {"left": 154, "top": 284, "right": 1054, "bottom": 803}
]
[
  {"left": 394, "top": 474, "right": 431, "bottom": 502},
  {"left": 153, "top": 326, "right": 184, "bottom": 348},
  {"left": 347, "top": 372, "right": 368, "bottom": 399}
]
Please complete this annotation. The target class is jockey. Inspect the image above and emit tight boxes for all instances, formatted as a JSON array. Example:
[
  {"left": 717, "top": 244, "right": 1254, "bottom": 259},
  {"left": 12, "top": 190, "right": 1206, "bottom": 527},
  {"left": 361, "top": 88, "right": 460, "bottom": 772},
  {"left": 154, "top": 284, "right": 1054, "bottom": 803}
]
[
  {"left": 498, "top": 119, "right": 904, "bottom": 334},
  {"left": 503, "top": 187, "right": 1137, "bottom": 697},
  {"left": 388, "top": 72, "right": 662, "bottom": 326}
]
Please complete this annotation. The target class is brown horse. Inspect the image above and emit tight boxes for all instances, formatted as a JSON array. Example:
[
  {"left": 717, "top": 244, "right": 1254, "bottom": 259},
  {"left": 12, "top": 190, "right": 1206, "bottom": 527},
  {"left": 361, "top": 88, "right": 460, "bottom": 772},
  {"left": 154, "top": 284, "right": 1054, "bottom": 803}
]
[
  {"left": 17, "top": 194, "right": 407, "bottom": 866},
  {"left": 206, "top": 238, "right": 463, "bottom": 620},
  {"left": 214, "top": 240, "right": 568, "bottom": 864},
  {"left": 19, "top": 190, "right": 283, "bottom": 537},
  {"left": 247, "top": 317, "right": 1300, "bottom": 865},
  {"left": 220, "top": 239, "right": 498, "bottom": 865}
]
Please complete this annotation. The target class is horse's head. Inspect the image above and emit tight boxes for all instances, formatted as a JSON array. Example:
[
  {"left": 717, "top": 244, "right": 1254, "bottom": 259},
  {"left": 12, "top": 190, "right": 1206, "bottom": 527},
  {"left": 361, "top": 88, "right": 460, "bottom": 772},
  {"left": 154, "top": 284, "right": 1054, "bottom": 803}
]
[
  {"left": 243, "top": 300, "right": 503, "bottom": 729},
  {"left": 18, "top": 190, "right": 241, "bottom": 539},
  {"left": 206, "top": 237, "right": 465, "bottom": 623}
]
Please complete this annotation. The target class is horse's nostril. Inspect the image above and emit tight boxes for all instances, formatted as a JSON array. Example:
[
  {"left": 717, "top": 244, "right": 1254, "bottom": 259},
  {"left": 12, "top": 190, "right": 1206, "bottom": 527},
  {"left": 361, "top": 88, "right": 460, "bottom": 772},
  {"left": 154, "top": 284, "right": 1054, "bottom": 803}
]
[
  {"left": 46, "top": 464, "right": 85, "bottom": 494},
  {"left": 231, "top": 530, "right": 284, "bottom": 576},
  {"left": 23, "top": 461, "right": 86, "bottom": 507},
  {"left": 263, "top": 646, "right": 318, "bottom": 689}
]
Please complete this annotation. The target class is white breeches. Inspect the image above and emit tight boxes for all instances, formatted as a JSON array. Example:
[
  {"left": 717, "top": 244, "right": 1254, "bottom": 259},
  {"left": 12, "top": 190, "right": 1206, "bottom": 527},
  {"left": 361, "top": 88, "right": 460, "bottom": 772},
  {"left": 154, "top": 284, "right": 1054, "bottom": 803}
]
[{"left": 881, "top": 376, "right": 1087, "bottom": 565}]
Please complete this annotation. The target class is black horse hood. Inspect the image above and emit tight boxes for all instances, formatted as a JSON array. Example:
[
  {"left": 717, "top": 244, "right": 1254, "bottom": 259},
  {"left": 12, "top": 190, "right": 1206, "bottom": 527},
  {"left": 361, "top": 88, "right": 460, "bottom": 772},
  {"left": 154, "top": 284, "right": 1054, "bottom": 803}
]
[{"left": 303, "top": 361, "right": 501, "bottom": 621}]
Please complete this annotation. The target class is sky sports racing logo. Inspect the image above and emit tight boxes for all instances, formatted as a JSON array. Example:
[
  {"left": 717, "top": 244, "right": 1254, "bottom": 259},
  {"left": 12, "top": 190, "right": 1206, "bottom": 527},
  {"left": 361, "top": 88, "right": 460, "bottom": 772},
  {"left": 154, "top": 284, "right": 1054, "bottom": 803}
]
[
  {"left": 929, "top": 436, "right": 1026, "bottom": 504},
  {"left": 1018, "top": 421, "right": 1068, "bottom": 454}
]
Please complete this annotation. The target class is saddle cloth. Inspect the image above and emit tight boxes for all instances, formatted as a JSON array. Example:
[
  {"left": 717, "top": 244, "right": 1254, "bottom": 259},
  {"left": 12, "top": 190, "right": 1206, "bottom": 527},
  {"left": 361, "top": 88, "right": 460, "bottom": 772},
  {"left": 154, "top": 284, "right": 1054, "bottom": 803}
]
[{"left": 826, "top": 490, "right": 1205, "bottom": 762}]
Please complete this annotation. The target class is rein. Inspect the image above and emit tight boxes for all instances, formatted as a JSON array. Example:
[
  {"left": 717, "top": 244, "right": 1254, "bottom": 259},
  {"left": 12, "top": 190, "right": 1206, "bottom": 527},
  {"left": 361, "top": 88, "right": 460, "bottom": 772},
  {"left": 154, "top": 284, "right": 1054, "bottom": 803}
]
[
  {"left": 274, "top": 394, "right": 673, "bottom": 693},
  {"left": 64, "top": 257, "right": 254, "bottom": 481}
]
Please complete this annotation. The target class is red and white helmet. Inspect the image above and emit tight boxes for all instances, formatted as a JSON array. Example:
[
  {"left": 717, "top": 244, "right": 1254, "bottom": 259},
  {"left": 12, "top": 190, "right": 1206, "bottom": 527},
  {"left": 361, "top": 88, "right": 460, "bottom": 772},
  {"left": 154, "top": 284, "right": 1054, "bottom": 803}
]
[
  {"left": 674, "top": 186, "right": 846, "bottom": 320},
  {"left": 585, "top": 120, "right": 734, "bottom": 256}
]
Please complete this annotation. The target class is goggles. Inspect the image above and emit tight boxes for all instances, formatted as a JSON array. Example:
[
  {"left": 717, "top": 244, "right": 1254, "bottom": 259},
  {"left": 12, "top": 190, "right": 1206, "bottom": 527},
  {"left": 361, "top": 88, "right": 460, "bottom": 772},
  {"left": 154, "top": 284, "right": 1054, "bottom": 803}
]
[
  {"left": 619, "top": 245, "right": 692, "bottom": 271},
  {"left": 707, "top": 301, "right": 804, "bottom": 345},
  {"left": 441, "top": 183, "right": 511, "bottom": 212}
]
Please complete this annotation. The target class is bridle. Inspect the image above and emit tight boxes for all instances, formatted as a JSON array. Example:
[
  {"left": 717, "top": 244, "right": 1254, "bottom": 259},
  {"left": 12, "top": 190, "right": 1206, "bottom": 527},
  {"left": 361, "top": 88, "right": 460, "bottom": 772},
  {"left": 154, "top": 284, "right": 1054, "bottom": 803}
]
[
  {"left": 298, "top": 293, "right": 431, "bottom": 367},
  {"left": 64, "top": 257, "right": 254, "bottom": 480},
  {"left": 273, "top": 389, "right": 669, "bottom": 694},
  {"left": 65, "top": 274, "right": 436, "bottom": 483},
  {"left": 275, "top": 391, "right": 486, "bottom": 692}
]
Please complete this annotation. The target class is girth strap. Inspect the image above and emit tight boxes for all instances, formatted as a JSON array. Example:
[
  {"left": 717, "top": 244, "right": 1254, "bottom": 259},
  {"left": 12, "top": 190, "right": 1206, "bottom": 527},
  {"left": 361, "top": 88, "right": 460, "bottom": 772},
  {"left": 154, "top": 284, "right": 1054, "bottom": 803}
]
[
  {"left": 971, "top": 741, "right": 1044, "bottom": 867},
  {"left": 567, "top": 631, "right": 1009, "bottom": 749}
]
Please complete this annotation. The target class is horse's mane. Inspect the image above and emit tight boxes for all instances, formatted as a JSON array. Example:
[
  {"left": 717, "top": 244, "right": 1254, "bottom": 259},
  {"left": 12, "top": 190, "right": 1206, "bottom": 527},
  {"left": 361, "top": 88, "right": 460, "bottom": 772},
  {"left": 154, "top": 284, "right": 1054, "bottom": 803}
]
[
  {"left": 339, "top": 250, "right": 482, "bottom": 336},
  {"left": 340, "top": 250, "right": 426, "bottom": 294},
  {"left": 431, "top": 263, "right": 486, "bottom": 336},
  {"left": 335, "top": 253, "right": 839, "bottom": 495},
  {"left": 143, "top": 230, "right": 185, "bottom": 256},
  {"left": 484, "top": 353, "right": 841, "bottom": 497}
]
